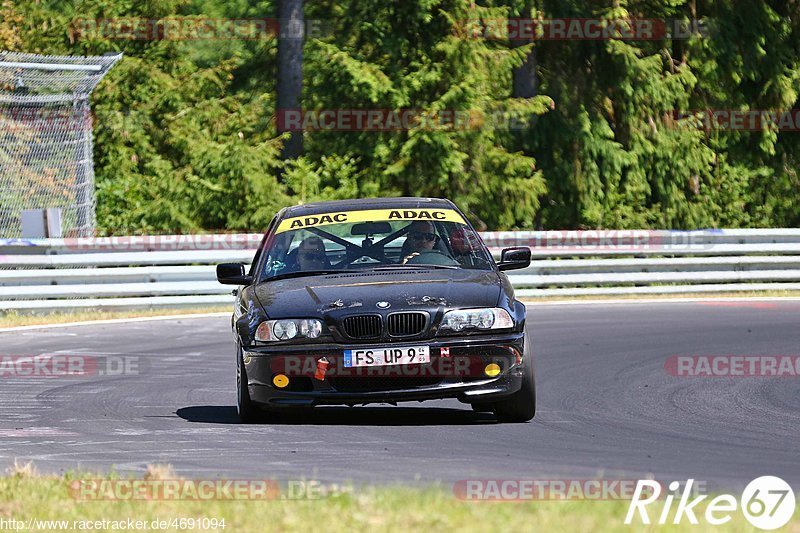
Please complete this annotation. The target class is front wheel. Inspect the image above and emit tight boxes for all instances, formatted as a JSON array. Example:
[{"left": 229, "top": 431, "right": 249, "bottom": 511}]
[
  {"left": 236, "top": 344, "right": 259, "bottom": 423},
  {"left": 492, "top": 336, "right": 536, "bottom": 423}
]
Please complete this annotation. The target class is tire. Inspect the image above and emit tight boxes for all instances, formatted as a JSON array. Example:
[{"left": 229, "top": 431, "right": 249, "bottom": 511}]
[
  {"left": 492, "top": 335, "right": 536, "bottom": 423},
  {"left": 236, "top": 344, "right": 260, "bottom": 423}
]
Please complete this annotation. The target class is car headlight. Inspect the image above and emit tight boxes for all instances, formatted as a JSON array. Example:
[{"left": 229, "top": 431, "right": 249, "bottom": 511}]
[
  {"left": 439, "top": 308, "right": 514, "bottom": 333},
  {"left": 255, "top": 319, "right": 323, "bottom": 342}
]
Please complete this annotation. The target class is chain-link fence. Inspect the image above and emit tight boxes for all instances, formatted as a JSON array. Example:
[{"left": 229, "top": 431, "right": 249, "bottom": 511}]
[{"left": 0, "top": 51, "right": 121, "bottom": 238}]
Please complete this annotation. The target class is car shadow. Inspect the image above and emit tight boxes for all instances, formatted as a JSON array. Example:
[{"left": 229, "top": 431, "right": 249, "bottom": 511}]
[{"left": 176, "top": 405, "right": 498, "bottom": 426}]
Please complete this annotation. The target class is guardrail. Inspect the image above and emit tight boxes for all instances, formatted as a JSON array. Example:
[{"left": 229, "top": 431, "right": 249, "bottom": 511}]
[{"left": 2, "top": 229, "right": 800, "bottom": 311}]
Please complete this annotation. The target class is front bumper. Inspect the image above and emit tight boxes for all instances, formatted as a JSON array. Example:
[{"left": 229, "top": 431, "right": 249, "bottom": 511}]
[{"left": 242, "top": 333, "right": 526, "bottom": 407}]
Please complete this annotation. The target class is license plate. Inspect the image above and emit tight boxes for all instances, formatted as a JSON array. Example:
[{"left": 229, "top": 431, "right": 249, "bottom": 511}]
[{"left": 343, "top": 346, "right": 430, "bottom": 368}]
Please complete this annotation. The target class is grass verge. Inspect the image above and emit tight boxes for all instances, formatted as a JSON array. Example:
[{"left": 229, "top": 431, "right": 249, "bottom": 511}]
[
  {"left": 0, "top": 307, "right": 230, "bottom": 329},
  {"left": 0, "top": 467, "right": 795, "bottom": 532}
]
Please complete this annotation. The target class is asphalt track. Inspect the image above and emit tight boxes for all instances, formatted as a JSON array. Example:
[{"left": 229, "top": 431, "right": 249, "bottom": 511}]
[{"left": 1, "top": 300, "right": 798, "bottom": 492}]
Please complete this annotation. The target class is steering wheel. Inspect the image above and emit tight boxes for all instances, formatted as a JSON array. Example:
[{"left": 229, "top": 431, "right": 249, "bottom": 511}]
[{"left": 402, "top": 249, "right": 460, "bottom": 267}]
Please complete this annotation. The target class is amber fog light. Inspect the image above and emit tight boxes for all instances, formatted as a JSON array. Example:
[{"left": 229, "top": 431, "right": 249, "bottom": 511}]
[
  {"left": 484, "top": 363, "right": 501, "bottom": 377},
  {"left": 273, "top": 374, "right": 290, "bottom": 388}
]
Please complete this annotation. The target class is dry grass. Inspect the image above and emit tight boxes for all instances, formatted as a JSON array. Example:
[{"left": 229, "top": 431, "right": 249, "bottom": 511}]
[
  {"left": 5, "top": 460, "right": 37, "bottom": 479},
  {"left": 143, "top": 464, "right": 178, "bottom": 481}
]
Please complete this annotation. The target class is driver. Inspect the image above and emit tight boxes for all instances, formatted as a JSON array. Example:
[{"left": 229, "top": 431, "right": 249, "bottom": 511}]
[
  {"left": 296, "top": 236, "right": 328, "bottom": 271},
  {"left": 401, "top": 221, "right": 437, "bottom": 264}
]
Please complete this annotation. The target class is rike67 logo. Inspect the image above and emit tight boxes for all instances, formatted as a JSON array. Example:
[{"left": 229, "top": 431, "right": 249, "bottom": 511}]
[{"left": 626, "top": 477, "right": 796, "bottom": 530}]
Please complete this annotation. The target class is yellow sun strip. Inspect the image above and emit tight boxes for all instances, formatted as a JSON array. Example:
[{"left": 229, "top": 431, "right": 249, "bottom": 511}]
[{"left": 276, "top": 208, "right": 466, "bottom": 234}]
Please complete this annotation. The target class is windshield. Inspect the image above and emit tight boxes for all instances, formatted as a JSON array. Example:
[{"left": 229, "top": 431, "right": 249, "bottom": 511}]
[{"left": 258, "top": 207, "right": 493, "bottom": 280}]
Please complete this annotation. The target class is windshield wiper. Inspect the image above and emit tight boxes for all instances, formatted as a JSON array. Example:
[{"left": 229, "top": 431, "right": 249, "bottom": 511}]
[{"left": 264, "top": 269, "right": 360, "bottom": 282}]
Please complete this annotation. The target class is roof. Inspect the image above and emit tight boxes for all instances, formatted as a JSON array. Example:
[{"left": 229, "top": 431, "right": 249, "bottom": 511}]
[{"left": 281, "top": 197, "right": 456, "bottom": 217}]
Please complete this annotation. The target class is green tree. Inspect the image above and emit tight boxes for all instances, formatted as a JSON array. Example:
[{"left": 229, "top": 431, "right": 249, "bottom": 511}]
[{"left": 4, "top": 0, "right": 799, "bottom": 232}]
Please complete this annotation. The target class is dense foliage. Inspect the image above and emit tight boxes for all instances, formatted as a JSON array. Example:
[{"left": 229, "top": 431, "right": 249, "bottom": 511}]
[{"left": 2, "top": 0, "right": 798, "bottom": 232}]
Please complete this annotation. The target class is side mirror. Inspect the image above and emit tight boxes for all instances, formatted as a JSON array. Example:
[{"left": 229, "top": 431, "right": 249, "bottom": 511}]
[
  {"left": 497, "top": 247, "right": 531, "bottom": 271},
  {"left": 216, "top": 263, "right": 253, "bottom": 286}
]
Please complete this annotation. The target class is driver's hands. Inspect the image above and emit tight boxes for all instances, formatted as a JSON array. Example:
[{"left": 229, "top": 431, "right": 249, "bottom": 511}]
[{"left": 401, "top": 252, "right": 420, "bottom": 265}]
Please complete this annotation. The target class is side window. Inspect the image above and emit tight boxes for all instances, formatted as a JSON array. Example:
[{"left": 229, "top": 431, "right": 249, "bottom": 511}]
[
  {"left": 249, "top": 215, "right": 279, "bottom": 278},
  {"left": 261, "top": 231, "right": 294, "bottom": 278}
]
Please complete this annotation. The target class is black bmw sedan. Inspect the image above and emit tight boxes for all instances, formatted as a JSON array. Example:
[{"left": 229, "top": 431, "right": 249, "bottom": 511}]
[{"left": 217, "top": 197, "right": 535, "bottom": 422}]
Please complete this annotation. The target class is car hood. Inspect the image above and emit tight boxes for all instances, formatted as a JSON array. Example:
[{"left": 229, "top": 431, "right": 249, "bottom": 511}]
[{"left": 253, "top": 269, "right": 502, "bottom": 317}]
